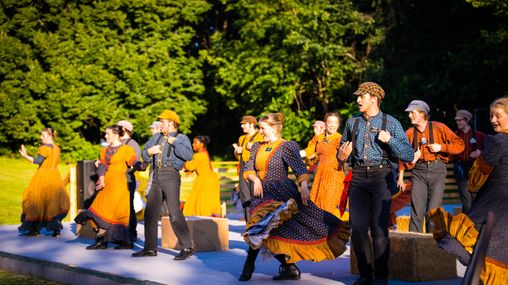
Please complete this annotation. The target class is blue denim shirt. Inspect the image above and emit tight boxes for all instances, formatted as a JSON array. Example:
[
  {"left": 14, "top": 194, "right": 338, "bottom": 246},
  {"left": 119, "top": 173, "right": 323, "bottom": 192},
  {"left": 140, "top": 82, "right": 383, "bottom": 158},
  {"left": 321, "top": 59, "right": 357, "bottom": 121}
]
[
  {"left": 341, "top": 111, "right": 414, "bottom": 166},
  {"left": 142, "top": 131, "right": 193, "bottom": 171}
]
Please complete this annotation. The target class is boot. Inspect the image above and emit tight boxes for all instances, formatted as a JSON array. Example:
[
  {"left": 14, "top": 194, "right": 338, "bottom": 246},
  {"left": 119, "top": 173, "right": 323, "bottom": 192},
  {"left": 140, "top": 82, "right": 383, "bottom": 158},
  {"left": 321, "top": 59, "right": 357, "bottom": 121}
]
[
  {"left": 86, "top": 235, "right": 108, "bottom": 250},
  {"left": 272, "top": 263, "right": 301, "bottom": 281},
  {"left": 272, "top": 255, "right": 300, "bottom": 281},
  {"left": 239, "top": 247, "right": 260, "bottom": 281}
]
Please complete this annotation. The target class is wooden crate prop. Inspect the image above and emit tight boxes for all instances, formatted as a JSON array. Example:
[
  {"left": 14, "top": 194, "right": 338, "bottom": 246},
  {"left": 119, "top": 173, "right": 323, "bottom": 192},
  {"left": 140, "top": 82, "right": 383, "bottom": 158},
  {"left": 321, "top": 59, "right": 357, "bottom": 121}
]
[
  {"left": 351, "top": 231, "right": 457, "bottom": 281},
  {"left": 161, "top": 216, "right": 229, "bottom": 252}
]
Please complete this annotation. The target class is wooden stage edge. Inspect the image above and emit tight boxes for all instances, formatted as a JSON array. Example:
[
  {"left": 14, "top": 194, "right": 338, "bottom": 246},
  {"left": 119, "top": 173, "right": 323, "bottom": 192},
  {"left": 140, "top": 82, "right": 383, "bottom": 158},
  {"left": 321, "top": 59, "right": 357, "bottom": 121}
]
[{"left": 0, "top": 250, "right": 165, "bottom": 285}]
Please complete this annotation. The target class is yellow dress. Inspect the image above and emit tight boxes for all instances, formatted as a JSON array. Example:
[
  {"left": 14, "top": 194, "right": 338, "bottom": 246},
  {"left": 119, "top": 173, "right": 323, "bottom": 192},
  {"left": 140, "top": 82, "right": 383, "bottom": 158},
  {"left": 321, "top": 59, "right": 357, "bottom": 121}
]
[
  {"left": 19, "top": 144, "right": 70, "bottom": 235},
  {"left": 310, "top": 133, "right": 345, "bottom": 218},
  {"left": 75, "top": 145, "right": 136, "bottom": 242},
  {"left": 183, "top": 150, "right": 221, "bottom": 216}
]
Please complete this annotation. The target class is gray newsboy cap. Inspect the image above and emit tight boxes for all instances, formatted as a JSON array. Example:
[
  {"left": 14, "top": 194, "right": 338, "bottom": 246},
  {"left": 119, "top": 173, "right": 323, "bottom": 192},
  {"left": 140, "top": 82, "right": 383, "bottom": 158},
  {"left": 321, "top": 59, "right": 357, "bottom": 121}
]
[{"left": 405, "top": 100, "right": 430, "bottom": 115}]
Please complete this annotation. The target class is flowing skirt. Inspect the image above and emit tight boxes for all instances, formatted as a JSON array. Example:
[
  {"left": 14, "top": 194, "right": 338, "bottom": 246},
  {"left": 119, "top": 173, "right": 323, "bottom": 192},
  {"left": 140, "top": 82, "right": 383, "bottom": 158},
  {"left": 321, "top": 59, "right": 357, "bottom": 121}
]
[
  {"left": 244, "top": 178, "right": 350, "bottom": 263},
  {"left": 19, "top": 168, "right": 69, "bottom": 235}
]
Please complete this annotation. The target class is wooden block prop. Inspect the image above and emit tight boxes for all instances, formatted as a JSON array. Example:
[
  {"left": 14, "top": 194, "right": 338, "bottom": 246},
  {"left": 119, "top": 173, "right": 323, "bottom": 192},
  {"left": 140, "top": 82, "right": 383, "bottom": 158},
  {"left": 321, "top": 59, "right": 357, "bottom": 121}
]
[
  {"left": 351, "top": 231, "right": 457, "bottom": 281},
  {"left": 161, "top": 216, "right": 229, "bottom": 252}
]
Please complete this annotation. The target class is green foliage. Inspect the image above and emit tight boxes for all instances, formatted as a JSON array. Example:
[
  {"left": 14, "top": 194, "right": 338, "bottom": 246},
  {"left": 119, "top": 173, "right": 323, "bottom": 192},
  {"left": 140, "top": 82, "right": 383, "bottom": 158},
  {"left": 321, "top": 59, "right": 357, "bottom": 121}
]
[
  {"left": 1, "top": 0, "right": 210, "bottom": 161},
  {"left": 2, "top": 0, "right": 507, "bottom": 156},
  {"left": 367, "top": 0, "right": 508, "bottom": 129},
  {"left": 0, "top": 269, "right": 63, "bottom": 285},
  {"left": 205, "top": 0, "right": 383, "bottom": 144}
]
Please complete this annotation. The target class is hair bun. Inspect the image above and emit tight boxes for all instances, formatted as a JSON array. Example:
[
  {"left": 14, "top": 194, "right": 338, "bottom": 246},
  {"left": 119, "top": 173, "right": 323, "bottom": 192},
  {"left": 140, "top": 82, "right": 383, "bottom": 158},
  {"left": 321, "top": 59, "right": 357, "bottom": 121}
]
[{"left": 275, "top": 112, "right": 284, "bottom": 123}]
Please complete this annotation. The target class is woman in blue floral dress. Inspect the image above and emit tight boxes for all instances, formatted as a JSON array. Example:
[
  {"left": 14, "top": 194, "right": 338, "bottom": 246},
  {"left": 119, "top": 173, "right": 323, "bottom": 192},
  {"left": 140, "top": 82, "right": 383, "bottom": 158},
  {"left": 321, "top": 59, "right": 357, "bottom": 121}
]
[{"left": 238, "top": 113, "right": 350, "bottom": 281}]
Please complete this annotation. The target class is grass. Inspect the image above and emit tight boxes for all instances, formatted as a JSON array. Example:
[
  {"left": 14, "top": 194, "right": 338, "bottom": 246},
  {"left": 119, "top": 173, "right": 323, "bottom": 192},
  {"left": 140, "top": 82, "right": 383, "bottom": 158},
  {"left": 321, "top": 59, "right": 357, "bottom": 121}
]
[
  {"left": 0, "top": 157, "right": 70, "bottom": 225},
  {"left": 0, "top": 269, "right": 63, "bottom": 285}
]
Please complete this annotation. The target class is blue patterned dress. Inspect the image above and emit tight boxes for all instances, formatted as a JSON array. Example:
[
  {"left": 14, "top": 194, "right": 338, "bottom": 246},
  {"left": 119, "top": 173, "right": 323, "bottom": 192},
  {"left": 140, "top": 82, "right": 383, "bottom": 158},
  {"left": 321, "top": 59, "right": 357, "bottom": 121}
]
[{"left": 243, "top": 139, "right": 350, "bottom": 263}]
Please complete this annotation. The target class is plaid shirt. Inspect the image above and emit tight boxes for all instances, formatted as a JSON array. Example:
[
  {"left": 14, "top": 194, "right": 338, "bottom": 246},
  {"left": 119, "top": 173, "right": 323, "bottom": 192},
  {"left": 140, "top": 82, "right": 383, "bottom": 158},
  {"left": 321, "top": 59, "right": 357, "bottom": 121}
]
[{"left": 341, "top": 111, "right": 414, "bottom": 166}]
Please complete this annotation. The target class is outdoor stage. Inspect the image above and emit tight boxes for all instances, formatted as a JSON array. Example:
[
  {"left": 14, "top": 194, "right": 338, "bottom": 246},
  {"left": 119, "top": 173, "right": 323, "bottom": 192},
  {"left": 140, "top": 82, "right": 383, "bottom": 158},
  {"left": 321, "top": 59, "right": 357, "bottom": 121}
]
[{"left": 0, "top": 213, "right": 465, "bottom": 285}]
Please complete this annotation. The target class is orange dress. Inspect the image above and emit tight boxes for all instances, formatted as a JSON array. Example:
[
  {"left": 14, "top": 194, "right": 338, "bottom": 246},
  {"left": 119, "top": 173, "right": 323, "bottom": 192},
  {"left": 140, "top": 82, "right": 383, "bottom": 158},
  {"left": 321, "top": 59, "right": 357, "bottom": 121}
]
[
  {"left": 75, "top": 145, "right": 136, "bottom": 243},
  {"left": 19, "top": 144, "right": 70, "bottom": 235},
  {"left": 183, "top": 150, "right": 221, "bottom": 216},
  {"left": 310, "top": 133, "right": 345, "bottom": 217}
]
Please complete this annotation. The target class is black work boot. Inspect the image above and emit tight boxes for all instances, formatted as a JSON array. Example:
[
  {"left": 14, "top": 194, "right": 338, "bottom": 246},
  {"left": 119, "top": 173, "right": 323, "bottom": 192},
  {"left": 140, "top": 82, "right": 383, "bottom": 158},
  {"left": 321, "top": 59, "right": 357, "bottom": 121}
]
[
  {"left": 239, "top": 247, "right": 260, "bottom": 281},
  {"left": 272, "top": 263, "right": 301, "bottom": 280},
  {"left": 86, "top": 235, "right": 108, "bottom": 250}
]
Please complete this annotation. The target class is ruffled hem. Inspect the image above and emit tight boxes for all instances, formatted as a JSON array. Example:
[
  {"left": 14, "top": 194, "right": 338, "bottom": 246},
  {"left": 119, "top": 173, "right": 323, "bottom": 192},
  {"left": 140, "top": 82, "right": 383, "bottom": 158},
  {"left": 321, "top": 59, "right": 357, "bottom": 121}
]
[
  {"left": 19, "top": 212, "right": 67, "bottom": 235},
  {"left": 243, "top": 198, "right": 350, "bottom": 263},
  {"left": 482, "top": 257, "right": 508, "bottom": 285},
  {"left": 243, "top": 198, "right": 298, "bottom": 249},
  {"left": 264, "top": 222, "right": 350, "bottom": 263},
  {"left": 426, "top": 208, "right": 478, "bottom": 253},
  {"left": 74, "top": 210, "right": 129, "bottom": 243}
]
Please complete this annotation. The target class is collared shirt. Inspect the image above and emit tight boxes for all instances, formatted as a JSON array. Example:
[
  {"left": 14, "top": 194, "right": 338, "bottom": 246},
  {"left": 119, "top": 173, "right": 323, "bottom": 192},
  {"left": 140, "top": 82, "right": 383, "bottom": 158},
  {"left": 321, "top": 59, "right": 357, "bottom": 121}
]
[
  {"left": 142, "top": 131, "right": 193, "bottom": 171},
  {"left": 237, "top": 131, "right": 264, "bottom": 162},
  {"left": 400, "top": 121, "right": 465, "bottom": 170},
  {"left": 341, "top": 111, "right": 414, "bottom": 166},
  {"left": 453, "top": 129, "right": 486, "bottom": 162}
]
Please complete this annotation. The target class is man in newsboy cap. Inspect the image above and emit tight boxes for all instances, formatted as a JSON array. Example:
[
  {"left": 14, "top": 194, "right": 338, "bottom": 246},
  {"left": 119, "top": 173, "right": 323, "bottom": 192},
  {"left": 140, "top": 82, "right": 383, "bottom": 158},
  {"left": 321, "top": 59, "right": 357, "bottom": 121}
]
[
  {"left": 117, "top": 120, "right": 141, "bottom": 247},
  {"left": 132, "top": 110, "right": 195, "bottom": 260},
  {"left": 337, "top": 82, "right": 414, "bottom": 285},
  {"left": 452, "top": 109, "right": 486, "bottom": 212},
  {"left": 397, "top": 100, "right": 464, "bottom": 234},
  {"left": 232, "top": 115, "right": 263, "bottom": 221}
]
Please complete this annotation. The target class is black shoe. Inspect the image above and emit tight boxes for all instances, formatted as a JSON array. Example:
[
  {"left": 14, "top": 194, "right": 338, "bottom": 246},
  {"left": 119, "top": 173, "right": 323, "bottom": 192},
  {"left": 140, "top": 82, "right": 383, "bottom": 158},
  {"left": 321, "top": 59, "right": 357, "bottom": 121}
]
[
  {"left": 86, "top": 237, "right": 108, "bottom": 250},
  {"left": 352, "top": 276, "right": 373, "bottom": 285},
  {"left": 174, "top": 247, "right": 194, "bottom": 260},
  {"left": 373, "top": 277, "right": 387, "bottom": 285},
  {"left": 132, "top": 249, "right": 157, "bottom": 257},
  {"left": 114, "top": 242, "right": 134, "bottom": 250},
  {"left": 239, "top": 270, "right": 254, "bottom": 282},
  {"left": 272, "top": 264, "right": 301, "bottom": 280}
]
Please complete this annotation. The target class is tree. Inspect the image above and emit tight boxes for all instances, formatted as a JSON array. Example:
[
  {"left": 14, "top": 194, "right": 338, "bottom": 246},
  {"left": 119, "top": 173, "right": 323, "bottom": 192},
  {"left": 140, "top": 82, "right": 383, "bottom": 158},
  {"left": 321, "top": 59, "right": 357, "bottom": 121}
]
[
  {"left": 0, "top": 0, "right": 210, "bottom": 161},
  {"left": 203, "top": 0, "right": 384, "bottom": 144}
]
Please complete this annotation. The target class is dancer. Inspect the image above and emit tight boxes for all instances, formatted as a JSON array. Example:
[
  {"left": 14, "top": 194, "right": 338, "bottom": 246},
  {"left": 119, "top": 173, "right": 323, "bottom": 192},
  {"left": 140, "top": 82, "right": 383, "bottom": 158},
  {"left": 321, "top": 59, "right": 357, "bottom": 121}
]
[
  {"left": 427, "top": 97, "right": 508, "bottom": 285},
  {"left": 239, "top": 112, "right": 350, "bottom": 281},
  {"left": 337, "top": 82, "right": 414, "bottom": 285},
  {"left": 233, "top": 115, "right": 263, "bottom": 221},
  {"left": 18, "top": 127, "right": 70, "bottom": 237},
  {"left": 117, "top": 120, "right": 141, "bottom": 246},
  {"left": 132, "top": 110, "right": 195, "bottom": 260},
  {"left": 304, "top": 120, "right": 325, "bottom": 172},
  {"left": 74, "top": 125, "right": 137, "bottom": 250},
  {"left": 397, "top": 100, "right": 464, "bottom": 233},
  {"left": 183, "top": 135, "right": 221, "bottom": 217},
  {"left": 309, "top": 113, "right": 345, "bottom": 218},
  {"left": 452, "top": 109, "right": 485, "bottom": 213}
]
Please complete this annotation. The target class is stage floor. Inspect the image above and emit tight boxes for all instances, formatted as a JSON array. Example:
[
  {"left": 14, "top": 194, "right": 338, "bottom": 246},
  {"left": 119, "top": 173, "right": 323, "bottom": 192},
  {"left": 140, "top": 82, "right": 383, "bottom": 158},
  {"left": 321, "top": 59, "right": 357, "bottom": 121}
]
[{"left": 0, "top": 213, "right": 464, "bottom": 285}]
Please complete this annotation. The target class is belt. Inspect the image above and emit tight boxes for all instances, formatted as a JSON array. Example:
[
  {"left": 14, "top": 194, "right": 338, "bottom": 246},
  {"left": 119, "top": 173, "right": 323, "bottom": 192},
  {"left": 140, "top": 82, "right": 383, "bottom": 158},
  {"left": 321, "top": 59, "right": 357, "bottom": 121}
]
[
  {"left": 416, "top": 160, "right": 440, "bottom": 164},
  {"left": 354, "top": 164, "right": 391, "bottom": 171}
]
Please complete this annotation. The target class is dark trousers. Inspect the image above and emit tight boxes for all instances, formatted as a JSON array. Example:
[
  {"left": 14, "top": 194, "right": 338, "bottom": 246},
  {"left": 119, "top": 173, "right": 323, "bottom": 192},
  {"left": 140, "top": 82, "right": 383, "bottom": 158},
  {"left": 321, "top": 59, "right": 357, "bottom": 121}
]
[
  {"left": 238, "top": 161, "right": 251, "bottom": 220},
  {"left": 127, "top": 175, "right": 137, "bottom": 242},
  {"left": 453, "top": 161, "right": 475, "bottom": 213},
  {"left": 143, "top": 167, "right": 192, "bottom": 251},
  {"left": 349, "top": 166, "right": 393, "bottom": 279},
  {"left": 410, "top": 160, "right": 447, "bottom": 233}
]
